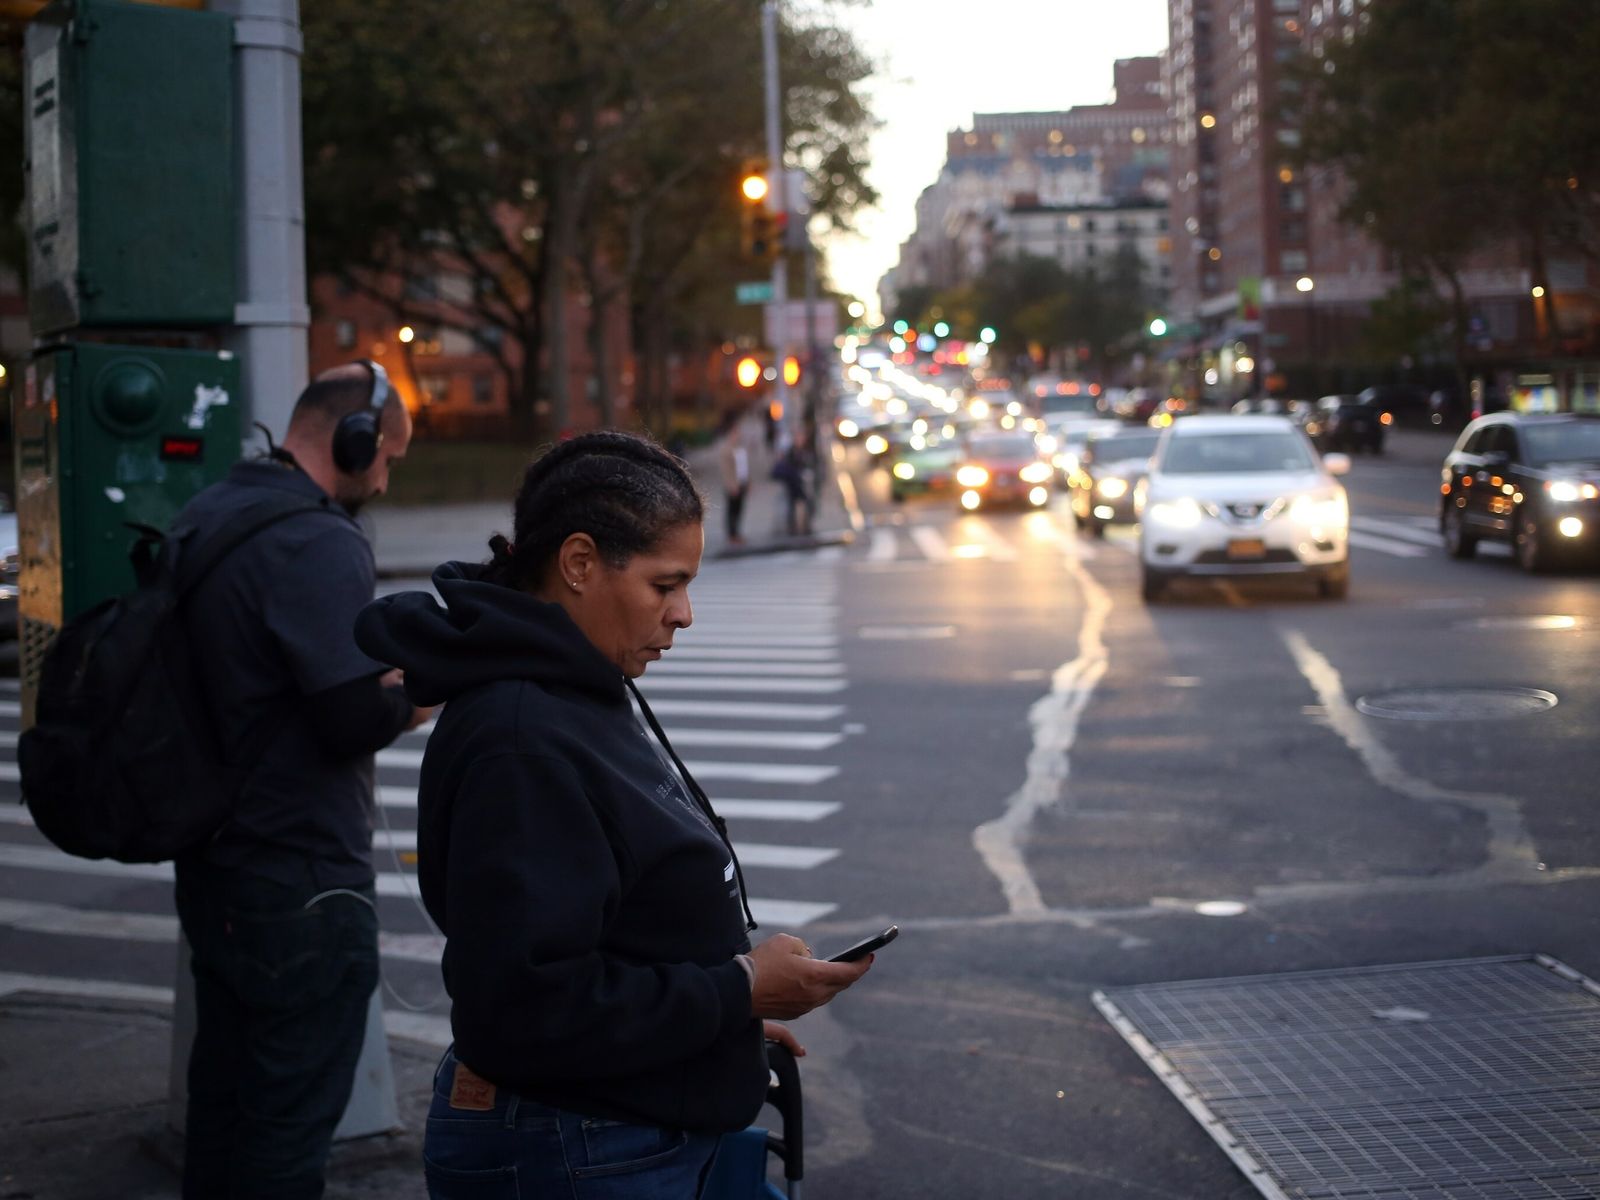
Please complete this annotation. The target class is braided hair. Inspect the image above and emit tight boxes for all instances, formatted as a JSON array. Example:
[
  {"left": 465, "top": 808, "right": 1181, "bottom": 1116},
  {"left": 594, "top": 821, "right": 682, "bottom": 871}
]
[{"left": 485, "top": 431, "right": 704, "bottom": 589}]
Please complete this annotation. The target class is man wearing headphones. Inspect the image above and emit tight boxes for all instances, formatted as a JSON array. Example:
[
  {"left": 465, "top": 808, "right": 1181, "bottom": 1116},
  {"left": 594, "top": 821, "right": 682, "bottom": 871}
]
[{"left": 171, "top": 361, "right": 433, "bottom": 1199}]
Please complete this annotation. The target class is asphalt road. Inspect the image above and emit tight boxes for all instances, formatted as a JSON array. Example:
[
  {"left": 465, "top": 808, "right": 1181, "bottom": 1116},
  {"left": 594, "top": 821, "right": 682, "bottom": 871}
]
[{"left": 3, "top": 424, "right": 1598, "bottom": 1198}]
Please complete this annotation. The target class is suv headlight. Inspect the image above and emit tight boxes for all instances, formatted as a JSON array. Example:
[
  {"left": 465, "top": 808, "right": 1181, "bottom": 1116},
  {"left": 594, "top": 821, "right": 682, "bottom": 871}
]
[
  {"left": 1289, "top": 490, "right": 1349, "bottom": 529},
  {"left": 1097, "top": 476, "right": 1129, "bottom": 499},
  {"left": 956, "top": 465, "right": 990, "bottom": 488},
  {"left": 1147, "top": 497, "right": 1203, "bottom": 528},
  {"left": 1019, "top": 461, "right": 1053, "bottom": 484},
  {"left": 1547, "top": 480, "right": 1599, "bottom": 502}
]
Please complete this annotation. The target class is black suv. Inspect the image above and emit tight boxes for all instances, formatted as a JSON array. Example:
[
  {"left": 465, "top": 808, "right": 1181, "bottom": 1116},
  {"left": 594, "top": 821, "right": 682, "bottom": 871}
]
[
  {"left": 1305, "top": 394, "right": 1389, "bottom": 454},
  {"left": 1440, "top": 413, "right": 1600, "bottom": 571}
]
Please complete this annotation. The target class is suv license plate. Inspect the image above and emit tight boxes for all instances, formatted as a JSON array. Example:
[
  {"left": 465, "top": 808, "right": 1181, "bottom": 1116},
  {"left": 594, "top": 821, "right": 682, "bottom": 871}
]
[{"left": 1227, "top": 538, "right": 1267, "bottom": 560}]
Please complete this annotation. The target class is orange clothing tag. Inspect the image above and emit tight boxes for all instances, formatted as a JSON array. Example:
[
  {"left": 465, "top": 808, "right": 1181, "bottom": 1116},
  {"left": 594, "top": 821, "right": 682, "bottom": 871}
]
[{"left": 449, "top": 1062, "right": 497, "bottom": 1111}]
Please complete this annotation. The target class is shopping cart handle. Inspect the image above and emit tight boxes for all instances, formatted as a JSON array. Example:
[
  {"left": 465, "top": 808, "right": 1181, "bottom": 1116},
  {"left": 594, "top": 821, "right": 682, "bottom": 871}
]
[{"left": 765, "top": 1039, "right": 804, "bottom": 1183}]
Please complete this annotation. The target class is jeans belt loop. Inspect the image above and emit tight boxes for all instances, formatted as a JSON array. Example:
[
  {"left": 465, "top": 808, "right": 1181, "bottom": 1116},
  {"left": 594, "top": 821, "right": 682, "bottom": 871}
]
[{"left": 503, "top": 1093, "right": 520, "bottom": 1129}]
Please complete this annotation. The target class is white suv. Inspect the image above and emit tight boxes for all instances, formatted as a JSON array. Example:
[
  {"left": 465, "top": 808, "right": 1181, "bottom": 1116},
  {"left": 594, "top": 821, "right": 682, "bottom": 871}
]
[{"left": 1136, "top": 415, "right": 1351, "bottom": 601}]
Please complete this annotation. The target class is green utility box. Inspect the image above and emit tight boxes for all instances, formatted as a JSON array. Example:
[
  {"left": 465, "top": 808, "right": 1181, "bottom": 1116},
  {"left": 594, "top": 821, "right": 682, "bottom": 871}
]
[
  {"left": 14, "top": 344, "right": 241, "bottom": 716},
  {"left": 24, "top": 0, "right": 236, "bottom": 335}
]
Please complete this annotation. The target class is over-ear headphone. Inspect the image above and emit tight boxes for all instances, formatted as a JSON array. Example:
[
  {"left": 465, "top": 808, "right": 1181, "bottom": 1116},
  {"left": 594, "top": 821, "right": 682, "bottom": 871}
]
[{"left": 331, "top": 359, "right": 391, "bottom": 474}]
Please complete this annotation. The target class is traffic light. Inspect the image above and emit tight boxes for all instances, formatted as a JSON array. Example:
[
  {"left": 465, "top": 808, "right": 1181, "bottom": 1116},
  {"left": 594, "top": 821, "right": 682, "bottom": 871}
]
[
  {"left": 736, "top": 356, "right": 763, "bottom": 389},
  {"left": 738, "top": 157, "right": 783, "bottom": 264},
  {"left": 782, "top": 356, "right": 801, "bottom": 386}
]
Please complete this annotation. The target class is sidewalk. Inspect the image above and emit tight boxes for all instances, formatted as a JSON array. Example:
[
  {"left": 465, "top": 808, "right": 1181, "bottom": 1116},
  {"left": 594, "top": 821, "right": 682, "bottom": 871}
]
[{"left": 365, "top": 424, "right": 858, "bottom": 579}]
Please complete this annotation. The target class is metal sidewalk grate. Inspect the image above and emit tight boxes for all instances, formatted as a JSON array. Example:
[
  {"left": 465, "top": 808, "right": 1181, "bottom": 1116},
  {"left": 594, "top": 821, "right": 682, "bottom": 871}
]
[{"left": 1094, "top": 956, "right": 1600, "bottom": 1200}]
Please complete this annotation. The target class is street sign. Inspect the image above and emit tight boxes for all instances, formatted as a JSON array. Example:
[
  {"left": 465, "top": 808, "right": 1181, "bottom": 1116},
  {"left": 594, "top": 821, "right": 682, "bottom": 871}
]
[{"left": 736, "top": 281, "right": 776, "bottom": 305}]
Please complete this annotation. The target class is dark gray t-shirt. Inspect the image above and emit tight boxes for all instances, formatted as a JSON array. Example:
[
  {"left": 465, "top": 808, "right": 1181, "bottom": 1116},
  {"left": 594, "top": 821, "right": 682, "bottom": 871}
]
[{"left": 176, "top": 459, "right": 389, "bottom": 888}]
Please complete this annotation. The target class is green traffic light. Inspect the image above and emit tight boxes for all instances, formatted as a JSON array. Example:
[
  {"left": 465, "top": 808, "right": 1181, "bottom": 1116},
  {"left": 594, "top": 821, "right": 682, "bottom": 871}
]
[
  {"left": 893, "top": 320, "right": 909, "bottom": 336},
  {"left": 1148, "top": 318, "right": 1168, "bottom": 337}
]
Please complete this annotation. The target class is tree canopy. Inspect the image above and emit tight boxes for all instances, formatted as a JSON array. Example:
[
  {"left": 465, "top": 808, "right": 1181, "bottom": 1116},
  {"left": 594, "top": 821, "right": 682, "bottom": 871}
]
[{"left": 301, "top": 0, "right": 877, "bottom": 437}]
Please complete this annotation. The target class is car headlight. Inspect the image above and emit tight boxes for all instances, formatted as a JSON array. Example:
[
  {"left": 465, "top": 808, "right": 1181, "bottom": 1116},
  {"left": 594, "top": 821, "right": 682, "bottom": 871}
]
[
  {"left": 893, "top": 461, "right": 916, "bottom": 481},
  {"left": 1097, "top": 476, "right": 1129, "bottom": 499},
  {"left": 864, "top": 434, "right": 889, "bottom": 455},
  {"left": 956, "top": 465, "right": 990, "bottom": 488},
  {"left": 1147, "top": 497, "right": 1204, "bottom": 527},
  {"left": 1289, "top": 490, "right": 1349, "bottom": 529},
  {"left": 1547, "top": 480, "right": 1599, "bottom": 502},
  {"left": 837, "top": 418, "right": 860, "bottom": 438},
  {"left": 1019, "top": 462, "right": 1053, "bottom": 484}
]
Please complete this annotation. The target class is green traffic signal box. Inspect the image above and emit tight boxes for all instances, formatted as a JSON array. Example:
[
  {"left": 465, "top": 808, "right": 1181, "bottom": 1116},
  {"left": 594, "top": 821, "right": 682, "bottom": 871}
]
[
  {"left": 25, "top": 0, "right": 236, "bottom": 335},
  {"left": 13, "top": 344, "right": 242, "bottom": 717}
]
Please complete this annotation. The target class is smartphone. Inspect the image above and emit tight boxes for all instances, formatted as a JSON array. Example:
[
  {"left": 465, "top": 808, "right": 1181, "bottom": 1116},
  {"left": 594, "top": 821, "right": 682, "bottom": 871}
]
[{"left": 826, "top": 925, "right": 898, "bottom": 963}]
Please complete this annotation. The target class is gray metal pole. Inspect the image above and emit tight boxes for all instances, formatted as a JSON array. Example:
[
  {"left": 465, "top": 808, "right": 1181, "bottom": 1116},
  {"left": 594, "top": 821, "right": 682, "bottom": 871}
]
[
  {"left": 167, "top": 0, "right": 401, "bottom": 1145},
  {"left": 761, "top": 0, "right": 792, "bottom": 437},
  {"left": 215, "top": 0, "right": 310, "bottom": 441}
]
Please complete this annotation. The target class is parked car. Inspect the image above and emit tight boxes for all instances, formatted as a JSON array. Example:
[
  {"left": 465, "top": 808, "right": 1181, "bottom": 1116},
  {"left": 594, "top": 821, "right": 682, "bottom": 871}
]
[
  {"left": 954, "top": 431, "right": 1055, "bottom": 511},
  {"left": 1304, "top": 394, "right": 1391, "bottom": 454},
  {"left": 1069, "top": 428, "right": 1162, "bottom": 536},
  {"left": 1440, "top": 412, "right": 1600, "bottom": 571},
  {"left": 1136, "top": 415, "right": 1352, "bottom": 601}
]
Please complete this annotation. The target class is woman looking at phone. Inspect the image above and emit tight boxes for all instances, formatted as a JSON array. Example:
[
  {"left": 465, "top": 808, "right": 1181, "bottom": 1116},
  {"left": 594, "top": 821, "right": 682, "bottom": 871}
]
[{"left": 357, "top": 431, "right": 870, "bottom": 1198}]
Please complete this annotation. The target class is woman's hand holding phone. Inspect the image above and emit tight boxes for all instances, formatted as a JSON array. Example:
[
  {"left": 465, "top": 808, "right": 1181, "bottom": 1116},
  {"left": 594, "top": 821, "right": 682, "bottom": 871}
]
[{"left": 747, "top": 933, "right": 872, "bottom": 1020}]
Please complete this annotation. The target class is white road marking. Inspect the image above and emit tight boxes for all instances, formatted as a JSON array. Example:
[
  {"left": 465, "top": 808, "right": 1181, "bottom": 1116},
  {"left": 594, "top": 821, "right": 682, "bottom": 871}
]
[
  {"left": 640, "top": 677, "right": 847, "bottom": 694},
  {"left": 1351, "top": 516, "right": 1441, "bottom": 547},
  {"left": 0, "top": 680, "right": 18, "bottom": 694},
  {"left": 642, "top": 700, "right": 846, "bottom": 721},
  {"left": 0, "top": 700, "right": 19, "bottom": 717},
  {"left": 869, "top": 528, "right": 897, "bottom": 561},
  {"left": 650, "top": 660, "right": 844, "bottom": 677},
  {"left": 961, "top": 519, "right": 1019, "bottom": 561},
  {"left": 1347, "top": 530, "right": 1430, "bottom": 558},
  {"left": 660, "top": 728, "right": 845, "bottom": 751},
  {"left": 909, "top": 525, "right": 950, "bottom": 561},
  {"left": 751, "top": 899, "right": 837, "bottom": 927},
  {"left": 659, "top": 646, "right": 842, "bottom": 662},
  {"left": 678, "top": 634, "right": 839, "bottom": 649},
  {"left": 715, "top": 799, "right": 841, "bottom": 822},
  {"left": 683, "top": 761, "right": 840, "bottom": 785}
]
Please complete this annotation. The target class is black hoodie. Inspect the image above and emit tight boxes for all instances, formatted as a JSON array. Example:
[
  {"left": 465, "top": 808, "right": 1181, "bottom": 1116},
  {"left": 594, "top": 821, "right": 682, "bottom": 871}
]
[{"left": 355, "top": 562, "right": 767, "bottom": 1133}]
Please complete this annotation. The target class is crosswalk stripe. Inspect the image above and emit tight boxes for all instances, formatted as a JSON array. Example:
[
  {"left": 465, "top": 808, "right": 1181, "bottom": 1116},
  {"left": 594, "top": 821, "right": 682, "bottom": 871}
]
[
  {"left": 654, "top": 647, "right": 842, "bottom": 663},
  {"left": 815, "top": 546, "right": 845, "bottom": 563},
  {"left": 752, "top": 899, "right": 837, "bottom": 927},
  {"left": 1351, "top": 516, "right": 1441, "bottom": 547},
  {"left": 958, "top": 519, "right": 1019, "bottom": 561},
  {"left": 659, "top": 729, "right": 844, "bottom": 751},
  {"left": 0, "top": 843, "right": 839, "bottom": 924},
  {"left": 909, "top": 526, "right": 950, "bottom": 561},
  {"left": 640, "top": 677, "right": 847, "bottom": 694},
  {"left": 0, "top": 701, "right": 18, "bottom": 717},
  {"left": 691, "top": 602, "right": 839, "bottom": 615},
  {"left": 0, "top": 764, "right": 17, "bottom": 782},
  {"left": 1347, "top": 530, "right": 1430, "bottom": 558},
  {"left": 650, "top": 661, "right": 844, "bottom": 677},
  {"left": 869, "top": 528, "right": 897, "bottom": 562},
  {"left": 641, "top": 701, "right": 845, "bottom": 722},
  {"left": 677, "top": 634, "right": 839, "bottom": 649},
  {"left": 0, "top": 680, "right": 18, "bottom": 694},
  {"left": 682, "top": 761, "right": 839, "bottom": 785},
  {"left": 714, "top": 799, "right": 841, "bottom": 822},
  {"left": 370, "top": 829, "right": 836, "bottom": 868}
]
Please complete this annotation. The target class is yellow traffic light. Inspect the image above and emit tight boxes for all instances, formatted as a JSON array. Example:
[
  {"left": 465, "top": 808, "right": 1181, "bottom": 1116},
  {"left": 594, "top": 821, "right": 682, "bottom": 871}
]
[
  {"left": 738, "top": 157, "right": 781, "bottom": 264},
  {"left": 782, "top": 356, "right": 801, "bottom": 386},
  {"left": 741, "top": 172, "right": 769, "bottom": 203},
  {"left": 736, "top": 356, "right": 762, "bottom": 389}
]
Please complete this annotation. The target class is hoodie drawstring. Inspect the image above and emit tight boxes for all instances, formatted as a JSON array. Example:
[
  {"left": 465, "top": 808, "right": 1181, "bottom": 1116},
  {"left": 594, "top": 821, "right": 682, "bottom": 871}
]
[{"left": 628, "top": 679, "right": 759, "bottom": 933}]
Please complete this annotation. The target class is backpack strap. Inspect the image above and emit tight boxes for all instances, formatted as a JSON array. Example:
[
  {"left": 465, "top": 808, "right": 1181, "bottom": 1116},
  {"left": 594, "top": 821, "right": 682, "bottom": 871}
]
[{"left": 171, "top": 492, "right": 346, "bottom": 600}]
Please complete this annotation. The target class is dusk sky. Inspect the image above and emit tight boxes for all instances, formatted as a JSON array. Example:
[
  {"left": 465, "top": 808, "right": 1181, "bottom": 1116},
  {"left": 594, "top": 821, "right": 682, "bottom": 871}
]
[{"left": 814, "top": 0, "right": 1170, "bottom": 316}]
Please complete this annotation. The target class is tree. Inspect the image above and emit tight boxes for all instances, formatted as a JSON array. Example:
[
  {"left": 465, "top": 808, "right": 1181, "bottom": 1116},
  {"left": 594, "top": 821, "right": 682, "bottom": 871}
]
[{"left": 301, "top": 0, "right": 876, "bottom": 440}]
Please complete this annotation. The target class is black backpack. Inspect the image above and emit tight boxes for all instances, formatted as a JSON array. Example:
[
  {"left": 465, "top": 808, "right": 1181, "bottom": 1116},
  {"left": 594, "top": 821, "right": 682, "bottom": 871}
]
[{"left": 19, "top": 493, "right": 327, "bottom": 862}]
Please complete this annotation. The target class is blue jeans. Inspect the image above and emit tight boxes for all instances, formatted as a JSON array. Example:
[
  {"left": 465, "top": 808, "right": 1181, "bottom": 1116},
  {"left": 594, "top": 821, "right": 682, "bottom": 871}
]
[
  {"left": 424, "top": 1049, "right": 722, "bottom": 1199},
  {"left": 175, "top": 860, "right": 380, "bottom": 1200}
]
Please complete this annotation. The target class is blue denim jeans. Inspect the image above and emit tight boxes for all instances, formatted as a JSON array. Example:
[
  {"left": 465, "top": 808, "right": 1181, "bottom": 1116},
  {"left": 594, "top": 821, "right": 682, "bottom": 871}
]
[
  {"left": 424, "top": 1049, "right": 722, "bottom": 1199},
  {"left": 175, "top": 860, "right": 380, "bottom": 1200}
]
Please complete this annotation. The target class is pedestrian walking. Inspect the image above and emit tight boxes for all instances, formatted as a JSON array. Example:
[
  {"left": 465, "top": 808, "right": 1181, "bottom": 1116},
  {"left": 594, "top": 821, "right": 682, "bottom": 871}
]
[
  {"left": 771, "top": 435, "right": 814, "bottom": 537},
  {"left": 171, "top": 361, "right": 434, "bottom": 1200},
  {"left": 717, "top": 407, "right": 752, "bottom": 546},
  {"left": 355, "top": 430, "right": 871, "bottom": 1199}
]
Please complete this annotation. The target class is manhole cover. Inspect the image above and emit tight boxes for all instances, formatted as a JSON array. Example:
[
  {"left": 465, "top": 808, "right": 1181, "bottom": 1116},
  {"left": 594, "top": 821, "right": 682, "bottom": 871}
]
[
  {"left": 857, "top": 624, "right": 957, "bottom": 640},
  {"left": 1355, "top": 686, "right": 1558, "bottom": 721}
]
